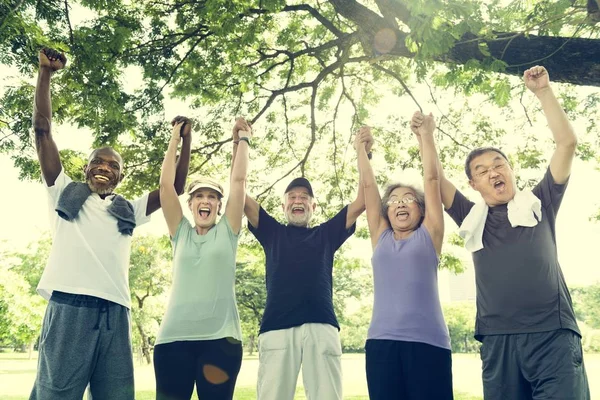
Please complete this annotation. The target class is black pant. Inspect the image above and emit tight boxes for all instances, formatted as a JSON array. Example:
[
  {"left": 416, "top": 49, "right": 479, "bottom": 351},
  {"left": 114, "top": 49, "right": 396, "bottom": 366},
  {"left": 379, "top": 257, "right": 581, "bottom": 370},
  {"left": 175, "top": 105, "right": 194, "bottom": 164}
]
[
  {"left": 480, "top": 329, "right": 590, "bottom": 400},
  {"left": 153, "top": 338, "right": 243, "bottom": 400},
  {"left": 365, "top": 339, "right": 454, "bottom": 400}
]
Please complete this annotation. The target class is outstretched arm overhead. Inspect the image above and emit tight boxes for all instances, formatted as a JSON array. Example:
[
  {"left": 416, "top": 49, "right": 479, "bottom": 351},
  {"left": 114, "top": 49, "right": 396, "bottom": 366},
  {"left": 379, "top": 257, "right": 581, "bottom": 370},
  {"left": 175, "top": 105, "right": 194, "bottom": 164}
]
[
  {"left": 146, "top": 116, "right": 192, "bottom": 216},
  {"left": 34, "top": 48, "right": 66, "bottom": 186},
  {"left": 355, "top": 127, "right": 387, "bottom": 249},
  {"left": 411, "top": 112, "right": 444, "bottom": 255},
  {"left": 523, "top": 66, "right": 576, "bottom": 185},
  {"left": 412, "top": 115, "right": 457, "bottom": 211},
  {"left": 159, "top": 119, "right": 190, "bottom": 237},
  {"left": 346, "top": 127, "right": 373, "bottom": 230},
  {"left": 225, "top": 118, "right": 252, "bottom": 234}
]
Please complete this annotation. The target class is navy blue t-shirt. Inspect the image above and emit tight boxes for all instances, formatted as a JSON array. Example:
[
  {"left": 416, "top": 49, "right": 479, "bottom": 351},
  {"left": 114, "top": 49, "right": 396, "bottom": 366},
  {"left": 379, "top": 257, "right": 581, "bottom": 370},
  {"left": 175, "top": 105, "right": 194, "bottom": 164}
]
[{"left": 248, "top": 205, "right": 355, "bottom": 334}]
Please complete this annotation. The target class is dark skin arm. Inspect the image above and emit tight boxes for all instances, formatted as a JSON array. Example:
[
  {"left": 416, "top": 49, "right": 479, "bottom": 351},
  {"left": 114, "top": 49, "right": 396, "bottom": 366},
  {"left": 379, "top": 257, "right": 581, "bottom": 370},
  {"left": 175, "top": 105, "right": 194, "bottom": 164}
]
[
  {"left": 33, "top": 49, "right": 191, "bottom": 215},
  {"left": 145, "top": 116, "right": 192, "bottom": 216},
  {"left": 34, "top": 48, "right": 66, "bottom": 186}
]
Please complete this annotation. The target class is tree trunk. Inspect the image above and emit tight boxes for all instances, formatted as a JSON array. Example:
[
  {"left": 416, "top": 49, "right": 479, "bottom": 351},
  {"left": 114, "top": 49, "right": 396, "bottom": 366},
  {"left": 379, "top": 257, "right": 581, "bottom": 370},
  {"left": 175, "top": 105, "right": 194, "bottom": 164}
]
[
  {"left": 135, "top": 322, "right": 152, "bottom": 364},
  {"left": 247, "top": 335, "right": 255, "bottom": 356},
  {"left": 28, "top": 341, "right": 34, "bottom": 360}
]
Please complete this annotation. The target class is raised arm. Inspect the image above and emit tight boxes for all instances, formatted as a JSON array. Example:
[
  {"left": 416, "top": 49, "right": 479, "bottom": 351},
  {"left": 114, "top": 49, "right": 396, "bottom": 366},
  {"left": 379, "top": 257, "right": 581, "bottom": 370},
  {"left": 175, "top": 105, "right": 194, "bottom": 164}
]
[
  {"left": 34, "top": 49, "right": 66, "bottom": 186},
  {"left": 244, "top": 194, "right": 260, "bottom": 228},
  {"left": 225, "top": 118, "right": 252, "bottom": 234},
  {"left": 524, "top": 66, "right": 576, "bottom": 185},
  {"left": 355, "top": 127, "right": 387, "bottom": 248},
  {"left": 411, "top": 112, "right": 444, "bottom": 255},
  {"left": 346, "top": 127, "right": 374, "bottom": 230},
  {"left": 159, "top": 121, "right": 188, "bottom": 237},
  {"left": 413, "top": 125, "right": 456, "bottom": 211},
  {"left": 146, "top": 116, "right": 192, "bottom": 216}
]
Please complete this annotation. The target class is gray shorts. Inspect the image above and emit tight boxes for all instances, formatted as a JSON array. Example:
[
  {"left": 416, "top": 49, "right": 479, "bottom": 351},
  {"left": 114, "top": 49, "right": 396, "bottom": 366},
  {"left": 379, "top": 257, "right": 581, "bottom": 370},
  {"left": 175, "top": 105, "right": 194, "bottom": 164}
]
[
  {"left": 480, "top": 329, "right": 590, "bottom": 400},
  {"left": 30, "top": 291, "right": 134, "bottom": 400}
]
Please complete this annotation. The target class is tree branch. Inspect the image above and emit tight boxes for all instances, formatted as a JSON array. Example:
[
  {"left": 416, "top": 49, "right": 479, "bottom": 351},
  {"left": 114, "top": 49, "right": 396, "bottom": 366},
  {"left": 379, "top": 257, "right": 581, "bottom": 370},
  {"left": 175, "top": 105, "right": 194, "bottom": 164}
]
[{"left": 64, "top": 0, "right": 74, "bottom": 47}]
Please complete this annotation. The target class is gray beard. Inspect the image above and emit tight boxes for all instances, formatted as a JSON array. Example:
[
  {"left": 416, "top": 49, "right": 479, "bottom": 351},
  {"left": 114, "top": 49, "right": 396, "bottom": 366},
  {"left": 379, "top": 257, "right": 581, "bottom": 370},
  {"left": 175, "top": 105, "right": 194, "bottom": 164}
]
[
  {"left": 87, "top": 180, "right": 115, "bottom": 196},
  {"left": 286, "top": 213, "right": 311, "bottom": 227}
]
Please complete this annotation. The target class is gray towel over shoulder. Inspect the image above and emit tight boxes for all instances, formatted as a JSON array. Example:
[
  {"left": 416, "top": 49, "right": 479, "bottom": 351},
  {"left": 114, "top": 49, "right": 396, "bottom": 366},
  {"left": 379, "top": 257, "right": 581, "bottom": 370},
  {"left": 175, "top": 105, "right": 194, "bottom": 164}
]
[{"left": 56, "top": 182, "right": 137, "bottom": 235}]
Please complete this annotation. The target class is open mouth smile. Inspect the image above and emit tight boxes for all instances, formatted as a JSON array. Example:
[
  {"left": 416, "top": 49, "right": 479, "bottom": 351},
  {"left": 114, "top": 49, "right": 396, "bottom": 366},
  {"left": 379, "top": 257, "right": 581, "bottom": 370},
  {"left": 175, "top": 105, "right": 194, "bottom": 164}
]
[{"left": 198, "top": 207, "right": 212, "bottom": 219}]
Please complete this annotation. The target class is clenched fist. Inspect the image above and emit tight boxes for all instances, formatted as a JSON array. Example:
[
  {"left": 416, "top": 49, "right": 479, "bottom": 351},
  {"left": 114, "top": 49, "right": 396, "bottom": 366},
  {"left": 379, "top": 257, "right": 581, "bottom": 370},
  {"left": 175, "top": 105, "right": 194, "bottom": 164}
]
[
  {"left": 39, "top": 48, "right": 67, "bottom": 72},
  {"left": 523, "top": 65, "right": 550, "bottom": 94}
]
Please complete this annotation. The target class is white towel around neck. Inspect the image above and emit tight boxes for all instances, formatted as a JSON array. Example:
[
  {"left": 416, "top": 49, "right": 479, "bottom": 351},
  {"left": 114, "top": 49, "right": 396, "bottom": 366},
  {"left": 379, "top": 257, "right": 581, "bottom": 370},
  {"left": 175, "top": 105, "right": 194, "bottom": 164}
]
[{"left": 458, "top": 190, "right": 542, "bottom": 252}]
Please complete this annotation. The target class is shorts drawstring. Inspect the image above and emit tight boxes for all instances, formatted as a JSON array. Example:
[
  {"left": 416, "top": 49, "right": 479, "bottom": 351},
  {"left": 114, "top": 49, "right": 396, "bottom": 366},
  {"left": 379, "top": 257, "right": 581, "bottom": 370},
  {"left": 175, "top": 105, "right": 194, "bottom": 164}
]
[{"left": 93, "top": 300, "right": 111, "bottom": 330}]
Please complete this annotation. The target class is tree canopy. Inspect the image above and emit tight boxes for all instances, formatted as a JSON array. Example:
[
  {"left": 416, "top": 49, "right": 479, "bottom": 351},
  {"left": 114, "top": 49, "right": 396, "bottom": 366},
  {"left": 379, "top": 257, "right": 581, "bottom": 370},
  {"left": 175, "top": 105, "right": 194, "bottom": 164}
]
[{"left": 1, "top": 0, "right": 599, "bottom": 212}]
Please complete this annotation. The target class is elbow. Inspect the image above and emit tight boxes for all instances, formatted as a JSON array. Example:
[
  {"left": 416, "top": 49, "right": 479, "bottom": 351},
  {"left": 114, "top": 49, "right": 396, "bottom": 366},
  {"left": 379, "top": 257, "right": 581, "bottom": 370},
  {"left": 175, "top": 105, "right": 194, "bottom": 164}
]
[
  {"left": 231, "top": 171, "right": 247, "bottom": 185},
  {"left": 33, "top": 114, "right": 50, "bottom": 136},
  {"left": 424, "top": 174, "right": 440, "bottom": 184},
  {"left": 560, "top": 132, "right": 578, "bottom": 151}
]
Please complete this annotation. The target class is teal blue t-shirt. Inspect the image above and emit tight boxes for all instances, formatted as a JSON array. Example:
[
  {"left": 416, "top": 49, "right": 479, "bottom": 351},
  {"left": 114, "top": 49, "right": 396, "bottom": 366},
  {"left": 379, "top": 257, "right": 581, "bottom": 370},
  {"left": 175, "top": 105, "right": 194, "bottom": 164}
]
[{"left": 155, "top": 216, "right": 242, "bottom": 345}]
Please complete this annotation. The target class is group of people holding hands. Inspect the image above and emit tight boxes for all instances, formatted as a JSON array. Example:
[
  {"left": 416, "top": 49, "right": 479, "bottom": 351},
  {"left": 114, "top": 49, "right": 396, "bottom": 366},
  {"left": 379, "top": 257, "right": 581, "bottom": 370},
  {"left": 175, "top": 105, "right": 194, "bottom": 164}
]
[{"left": 29, "top": 47, "right": 589, "bottom": 400}]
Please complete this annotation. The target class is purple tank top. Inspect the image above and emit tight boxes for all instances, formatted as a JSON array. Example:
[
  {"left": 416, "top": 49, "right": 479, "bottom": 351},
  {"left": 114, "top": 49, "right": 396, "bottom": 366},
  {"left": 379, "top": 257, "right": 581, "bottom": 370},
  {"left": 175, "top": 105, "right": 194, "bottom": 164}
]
[{"left": 368, "top": 225, "right": 451, "bottom": 350}]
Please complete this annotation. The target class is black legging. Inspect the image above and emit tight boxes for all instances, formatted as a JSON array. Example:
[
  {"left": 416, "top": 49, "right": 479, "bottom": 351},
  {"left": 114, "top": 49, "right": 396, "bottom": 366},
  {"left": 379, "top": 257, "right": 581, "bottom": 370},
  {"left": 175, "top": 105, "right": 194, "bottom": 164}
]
[{"left": 153, "top": 338, "right": 243, "bottom": 400}]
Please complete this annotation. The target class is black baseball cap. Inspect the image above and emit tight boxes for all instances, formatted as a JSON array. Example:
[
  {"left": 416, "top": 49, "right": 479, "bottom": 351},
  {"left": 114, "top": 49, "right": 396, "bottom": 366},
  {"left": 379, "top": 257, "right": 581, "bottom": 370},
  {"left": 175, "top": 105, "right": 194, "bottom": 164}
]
[{"left": 284, "top": 177, "right": 314, "bottom": 197}]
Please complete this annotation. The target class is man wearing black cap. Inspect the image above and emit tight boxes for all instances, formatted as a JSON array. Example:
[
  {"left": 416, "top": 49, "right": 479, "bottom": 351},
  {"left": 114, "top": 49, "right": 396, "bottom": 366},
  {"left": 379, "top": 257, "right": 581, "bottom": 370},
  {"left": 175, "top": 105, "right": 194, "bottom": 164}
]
[{"left": 244, "top": 127, "right": 373, "bottom": 400}]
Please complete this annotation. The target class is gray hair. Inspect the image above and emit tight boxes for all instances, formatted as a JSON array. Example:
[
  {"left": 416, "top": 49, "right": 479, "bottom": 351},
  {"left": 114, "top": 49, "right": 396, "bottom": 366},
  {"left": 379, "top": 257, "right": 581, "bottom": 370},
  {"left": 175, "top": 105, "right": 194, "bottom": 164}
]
[{"left": 380, "top": 183, "right": 426, "bottom": 227}]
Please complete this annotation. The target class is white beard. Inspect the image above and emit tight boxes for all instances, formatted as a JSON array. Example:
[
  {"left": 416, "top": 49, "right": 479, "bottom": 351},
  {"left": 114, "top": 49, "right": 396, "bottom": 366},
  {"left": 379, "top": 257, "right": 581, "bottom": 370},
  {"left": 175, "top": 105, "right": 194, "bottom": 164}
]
[{"left": 87, "top": 180, "right": 115, "bottom": 195}]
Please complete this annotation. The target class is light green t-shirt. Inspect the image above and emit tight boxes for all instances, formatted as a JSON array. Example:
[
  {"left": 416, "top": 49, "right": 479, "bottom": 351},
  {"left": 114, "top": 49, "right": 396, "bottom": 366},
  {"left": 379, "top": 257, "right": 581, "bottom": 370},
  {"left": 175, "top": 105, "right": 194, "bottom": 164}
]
[{"left": 155, "top": 216, "right": 242, "bottom": 345}]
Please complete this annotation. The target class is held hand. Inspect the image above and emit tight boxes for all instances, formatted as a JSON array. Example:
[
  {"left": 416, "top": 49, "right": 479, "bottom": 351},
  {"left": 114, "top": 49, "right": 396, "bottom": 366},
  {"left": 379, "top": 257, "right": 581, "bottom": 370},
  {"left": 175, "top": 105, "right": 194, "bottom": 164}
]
[
  {"left": 39, "top": 48, "right": 67, "bottom": 72},
  {"left": 353, "top": 126, "right": 373, "bottom": 153},
  {"left": 171, "top": 116, "right": 192, "bottom": 137},
  {"left": 419, "top": 113, "right": 436, "bottom": 137},
  {"left": 171, "top": 121, "right": 185, "bottom": 143},
  {"left": 523, "top": 65, "right": 550, "bottom": 94},
  {"left": 233, "top": 117, "right": 252, "bottom": 140},
  {"left": 411, "top": 111, "right": 435, "bottom": 137},
  {"left": 360, "top": 126, "right": 374, "bottom": 153},
  {"left": 410, "top": 111, "right": 423, "bottom": 137}
]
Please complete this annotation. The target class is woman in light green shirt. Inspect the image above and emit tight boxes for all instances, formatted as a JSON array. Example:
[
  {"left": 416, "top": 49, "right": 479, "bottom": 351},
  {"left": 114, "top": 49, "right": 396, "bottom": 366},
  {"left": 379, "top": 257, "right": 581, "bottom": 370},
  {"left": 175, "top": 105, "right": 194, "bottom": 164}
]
[{"left": 153, "top": 116, "right": 252, "bottom": 400}]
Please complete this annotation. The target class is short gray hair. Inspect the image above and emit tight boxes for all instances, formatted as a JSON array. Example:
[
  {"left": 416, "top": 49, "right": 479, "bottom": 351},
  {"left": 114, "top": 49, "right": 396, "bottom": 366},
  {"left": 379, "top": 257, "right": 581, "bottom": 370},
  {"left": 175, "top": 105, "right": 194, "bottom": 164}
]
[{"left": 380, "top": 183, "right": 426, "bottom": 227}]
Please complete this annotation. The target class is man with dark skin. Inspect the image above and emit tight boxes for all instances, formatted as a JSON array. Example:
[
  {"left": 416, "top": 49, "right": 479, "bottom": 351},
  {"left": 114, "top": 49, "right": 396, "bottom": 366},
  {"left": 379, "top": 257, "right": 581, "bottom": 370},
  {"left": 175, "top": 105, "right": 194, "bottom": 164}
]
[{"left": 30, "top": 48, "right": 191, "bottom": 400}]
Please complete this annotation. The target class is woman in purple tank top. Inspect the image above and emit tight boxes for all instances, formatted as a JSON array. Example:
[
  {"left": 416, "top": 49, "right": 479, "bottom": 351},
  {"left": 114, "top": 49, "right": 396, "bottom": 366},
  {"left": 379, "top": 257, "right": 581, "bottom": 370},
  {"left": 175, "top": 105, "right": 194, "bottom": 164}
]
[{"left": 355, "top": 113, "right": 453, "bottom": 400}]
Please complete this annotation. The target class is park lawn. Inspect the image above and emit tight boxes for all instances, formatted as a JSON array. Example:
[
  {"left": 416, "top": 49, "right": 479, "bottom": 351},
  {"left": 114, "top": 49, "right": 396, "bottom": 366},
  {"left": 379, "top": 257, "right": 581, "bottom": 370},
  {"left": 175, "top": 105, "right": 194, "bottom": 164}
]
[{"left": 3, "top": 351, "right": 599, "bottom": 399}]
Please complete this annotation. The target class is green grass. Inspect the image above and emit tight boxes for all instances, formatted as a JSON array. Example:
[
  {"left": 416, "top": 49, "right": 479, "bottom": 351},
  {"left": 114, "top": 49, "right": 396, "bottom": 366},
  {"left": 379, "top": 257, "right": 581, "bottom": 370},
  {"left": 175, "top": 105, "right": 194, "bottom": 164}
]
[
  {"left": 135, "top": 388, "right": 479, "bottom": 400},
  {"left": 3, "top": 351, "right": 599, "bottom": 399}
]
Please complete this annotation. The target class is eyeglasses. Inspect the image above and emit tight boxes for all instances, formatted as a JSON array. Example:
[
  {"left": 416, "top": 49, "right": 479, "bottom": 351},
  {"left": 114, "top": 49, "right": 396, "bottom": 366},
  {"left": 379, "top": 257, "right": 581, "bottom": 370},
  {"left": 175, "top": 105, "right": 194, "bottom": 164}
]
[
  {"left": 473, "top": 162, "right": 507, "bottom": 179},
  {"left": 386, "top": 197, "right": 417, "bottom": 206}
]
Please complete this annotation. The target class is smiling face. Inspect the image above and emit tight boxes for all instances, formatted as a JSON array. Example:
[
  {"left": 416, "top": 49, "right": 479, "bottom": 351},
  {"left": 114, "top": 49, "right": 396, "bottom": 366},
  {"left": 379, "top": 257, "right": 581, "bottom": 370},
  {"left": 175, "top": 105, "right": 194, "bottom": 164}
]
[
  {"left": 468, "top": 151, "right": 516, "bottom": 206},
  {"left": 282, "top": 187, "right": 315, "bottom": 227},
  {"left": 188, "top": 189, "right": 222, "bottom": 230},
  {"left": 385, "top": 187, "right": 423, "bottom": 233},
  {"left": 84, "top": 147, "right": 123, "bottom": 195}
]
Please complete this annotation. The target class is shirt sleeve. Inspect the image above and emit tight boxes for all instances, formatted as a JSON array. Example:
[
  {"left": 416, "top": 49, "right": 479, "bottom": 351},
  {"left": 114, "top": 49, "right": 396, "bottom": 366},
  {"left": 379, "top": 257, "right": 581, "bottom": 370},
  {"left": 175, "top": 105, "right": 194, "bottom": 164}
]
[
  {"left": 45, "top": 169, "right": 72, "bottom": 210},
  {"left": 221, "top": 215, "right": 240, "bottom": 252},
  {"left": 323, "top": 205, "right": 356, "bottom": 251},
  {"left": 247, "top": 206, "right": 279, "bottom": 245},
  {"left": 532, "top": 167, "right": 569, "bottom": 217},
  {"left": 131, "top": 193, "right": 152, "bottom": 227},
  {"left": 171, "top": 217, "right": 192, "bottom": 254},
  {"left": 445, "top": 189, "right": 475, "bottom": 228}
]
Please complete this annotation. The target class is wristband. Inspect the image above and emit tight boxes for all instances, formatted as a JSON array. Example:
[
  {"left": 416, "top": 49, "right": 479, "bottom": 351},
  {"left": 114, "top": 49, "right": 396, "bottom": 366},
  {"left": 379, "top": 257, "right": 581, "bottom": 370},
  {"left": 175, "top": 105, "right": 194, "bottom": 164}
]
[{"left": 238, "top": 136, "right": 250, "bottom": 145}]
